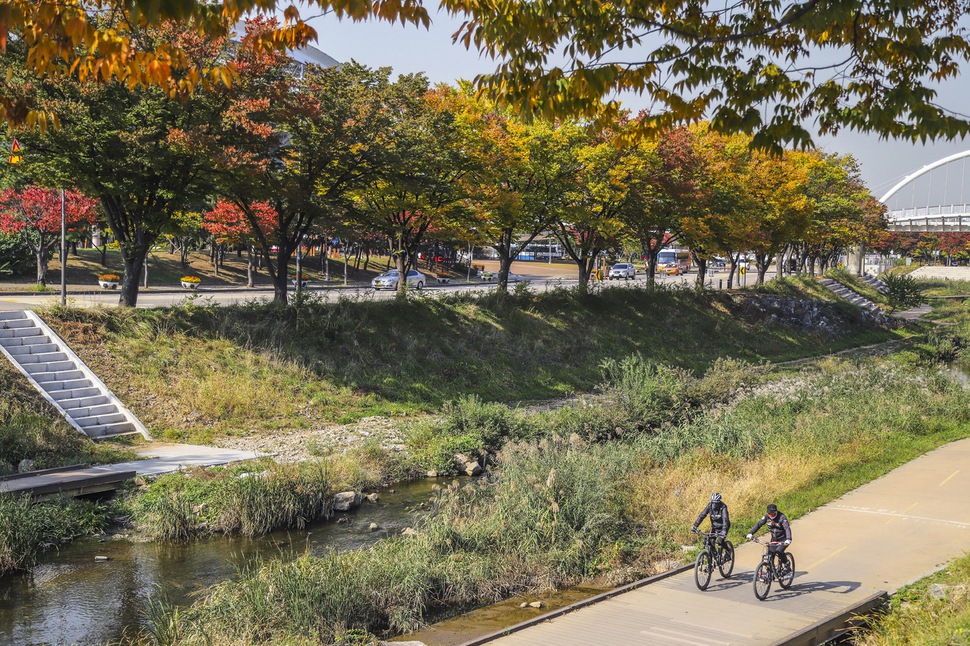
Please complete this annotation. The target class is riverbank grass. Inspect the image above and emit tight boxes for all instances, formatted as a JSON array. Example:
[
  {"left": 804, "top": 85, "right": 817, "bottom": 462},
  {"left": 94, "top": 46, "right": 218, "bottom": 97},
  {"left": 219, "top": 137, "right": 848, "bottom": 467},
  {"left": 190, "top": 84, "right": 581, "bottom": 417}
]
[{"left": 855, "top": 552, "right": 970, "bottom": 645}]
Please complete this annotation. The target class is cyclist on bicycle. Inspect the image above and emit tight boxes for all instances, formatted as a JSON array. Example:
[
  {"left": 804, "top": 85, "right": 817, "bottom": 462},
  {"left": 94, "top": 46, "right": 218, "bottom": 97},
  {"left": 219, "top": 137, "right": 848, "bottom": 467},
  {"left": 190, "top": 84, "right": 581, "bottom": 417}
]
[
  {"left": 691, "top": 492, "right": 731, "bottom": 549},
  {"left": 746, "top": 503, "right": 792, "bottom": 572}
]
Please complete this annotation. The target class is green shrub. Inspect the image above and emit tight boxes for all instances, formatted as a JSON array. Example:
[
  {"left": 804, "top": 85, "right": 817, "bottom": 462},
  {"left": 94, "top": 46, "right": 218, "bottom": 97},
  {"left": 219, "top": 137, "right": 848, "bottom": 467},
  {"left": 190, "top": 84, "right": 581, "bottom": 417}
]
[{"left": 881, "top": 272, "right": 924, "bottom": 311}]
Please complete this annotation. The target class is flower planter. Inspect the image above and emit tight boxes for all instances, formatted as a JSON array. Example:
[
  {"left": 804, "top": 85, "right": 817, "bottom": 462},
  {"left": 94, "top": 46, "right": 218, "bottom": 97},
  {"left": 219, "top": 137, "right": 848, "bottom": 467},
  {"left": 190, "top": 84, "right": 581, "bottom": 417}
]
[
  {"left": 181, "top": 281, "right": 200, "bottom": 289},
  {"left": 98, "top": 280, "right": 119, "bottom": 289},
  {"left": 291, "top": 279, "right": 308, "bottom": 287}
]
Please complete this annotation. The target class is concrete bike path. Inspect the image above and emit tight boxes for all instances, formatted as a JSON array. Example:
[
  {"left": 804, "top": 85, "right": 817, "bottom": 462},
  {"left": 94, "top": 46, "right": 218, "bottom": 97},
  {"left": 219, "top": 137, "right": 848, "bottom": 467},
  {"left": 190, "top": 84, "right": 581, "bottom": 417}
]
[
  {"left": 0, "top": 443, "right": 268, "bottom": 496},
  {"left": 480, "top": 437, "right": 970, "bottom": 646}
]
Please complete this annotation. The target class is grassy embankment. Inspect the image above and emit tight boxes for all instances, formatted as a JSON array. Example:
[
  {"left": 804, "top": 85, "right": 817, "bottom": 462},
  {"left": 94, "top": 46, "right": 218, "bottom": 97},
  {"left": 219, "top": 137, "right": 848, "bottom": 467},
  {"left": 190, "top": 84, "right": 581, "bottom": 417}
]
[{"left": 43, "top": 278, "right": 894, "bottom": 443}]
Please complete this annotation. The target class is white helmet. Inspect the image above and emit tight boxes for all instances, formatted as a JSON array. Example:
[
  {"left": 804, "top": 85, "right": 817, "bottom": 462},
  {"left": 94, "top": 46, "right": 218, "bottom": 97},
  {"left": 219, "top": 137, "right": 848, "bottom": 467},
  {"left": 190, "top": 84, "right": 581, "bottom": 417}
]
[{"left": 710, "top": 492, "right": 722, "bottom": 504}]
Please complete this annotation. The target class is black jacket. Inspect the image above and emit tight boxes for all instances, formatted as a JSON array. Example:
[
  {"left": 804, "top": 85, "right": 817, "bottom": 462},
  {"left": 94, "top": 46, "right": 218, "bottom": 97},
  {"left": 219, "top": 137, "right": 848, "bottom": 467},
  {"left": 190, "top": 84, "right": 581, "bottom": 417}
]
[
  {"left": 693, "top": 502, "right": 730, "bottom": 536},
  {"left": 749, "top": 512, "right": 792, "bottom": 542}
]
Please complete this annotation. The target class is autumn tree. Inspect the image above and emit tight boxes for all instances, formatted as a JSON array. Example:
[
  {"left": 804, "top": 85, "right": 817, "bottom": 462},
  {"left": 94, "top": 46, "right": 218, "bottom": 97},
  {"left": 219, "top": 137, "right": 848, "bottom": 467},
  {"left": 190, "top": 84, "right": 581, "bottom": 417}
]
[
  {"left": 351, "top": 82, "right": 471, "bottom": 292},
  {"left": 203, "top": 200, "right": 277, "bottom": 287},
  {"left": 679, "top": 126, "right": 758, "bottom": 289},
  {"left": 555, "top": 123, "right": 640, "bottom": 292},
  {"left": 0, "top": 187, "right": 98, "bottom": 284},
  {"left": 622, "top": 125, "right": 705, "bottom": 282},
  {"left": 445, "top": 0, "right": 970, "bottom": 150},
  {"left": 794, "top": 153, "right": 887, "bottom": 275},
  {"left": 216, "top": 40, "right": 401, "bottom": 302},
  {"left": 0, "top": 0, "right": 428, "bottom": 128},
  {"left": 1, "top": 25, "right": 230, "bottom": 306},
  {"left": 455, "top": 89, "right": 582, "bottom": 292}
]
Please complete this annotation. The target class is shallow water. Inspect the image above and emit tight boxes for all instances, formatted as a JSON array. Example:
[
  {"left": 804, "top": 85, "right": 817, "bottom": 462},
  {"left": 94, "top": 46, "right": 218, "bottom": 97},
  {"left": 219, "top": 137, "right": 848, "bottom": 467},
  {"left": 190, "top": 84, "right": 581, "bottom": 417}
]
[{"left": 0, "top": 479, "right": 438, "bottom": 646}]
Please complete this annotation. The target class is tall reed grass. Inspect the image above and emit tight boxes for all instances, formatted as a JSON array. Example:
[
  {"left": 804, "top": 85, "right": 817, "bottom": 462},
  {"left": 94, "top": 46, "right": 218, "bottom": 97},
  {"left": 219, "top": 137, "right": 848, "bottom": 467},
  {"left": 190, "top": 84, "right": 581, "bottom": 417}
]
[
  {"left": 0, "top": 494, "right": 109, "bottom": 575},
  {"left": 126, "top": 460, "right": 338, "bottom": 541}
]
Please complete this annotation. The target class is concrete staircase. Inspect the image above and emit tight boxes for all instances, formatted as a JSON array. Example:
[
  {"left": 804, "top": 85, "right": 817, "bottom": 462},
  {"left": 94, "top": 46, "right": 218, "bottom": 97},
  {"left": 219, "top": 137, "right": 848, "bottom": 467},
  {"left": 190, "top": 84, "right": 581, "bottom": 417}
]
[
  {"left": 0, "top": 310, "right": 150, "bottom": 440},
  {"left": 819, "top": 277, "right": 883, "bottom": 313},
  {"left": 858, "top": 274, "right": 890, "bottom": 294}
]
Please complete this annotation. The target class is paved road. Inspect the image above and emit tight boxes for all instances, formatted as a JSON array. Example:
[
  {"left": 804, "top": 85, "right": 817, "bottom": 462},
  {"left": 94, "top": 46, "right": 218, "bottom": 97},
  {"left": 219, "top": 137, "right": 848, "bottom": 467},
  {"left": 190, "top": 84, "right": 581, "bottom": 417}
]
[
  {"left": 0, "top": 266, "right": 751, "bottom": 311},
  {"left": 470, "top": 437, "right": 970, "bottom": 646}
]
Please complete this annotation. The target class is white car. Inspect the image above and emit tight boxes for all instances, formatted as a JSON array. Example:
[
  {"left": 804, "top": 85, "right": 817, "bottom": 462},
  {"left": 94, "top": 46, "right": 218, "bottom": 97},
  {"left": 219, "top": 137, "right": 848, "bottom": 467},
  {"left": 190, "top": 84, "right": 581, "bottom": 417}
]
[
  {"left": 371, "top": 269, "right": 426, "bottom": 290},
  {"left": 608, "top": 263, "right": 636, "bottom": 280}
]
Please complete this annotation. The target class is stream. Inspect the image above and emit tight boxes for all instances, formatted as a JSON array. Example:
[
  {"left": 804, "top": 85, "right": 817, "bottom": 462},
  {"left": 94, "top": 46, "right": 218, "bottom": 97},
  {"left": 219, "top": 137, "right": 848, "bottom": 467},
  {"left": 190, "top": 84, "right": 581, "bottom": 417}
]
[{"left": 0, "top": 479, "right": 439, "bottom": 646}]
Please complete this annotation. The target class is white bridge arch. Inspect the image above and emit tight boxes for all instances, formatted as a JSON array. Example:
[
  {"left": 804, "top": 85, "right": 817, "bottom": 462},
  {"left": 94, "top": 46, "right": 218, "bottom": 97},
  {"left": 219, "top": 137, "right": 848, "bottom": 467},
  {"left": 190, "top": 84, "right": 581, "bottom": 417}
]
[{"left": 880, "top": 150, "right": 970, "bottom": 231}]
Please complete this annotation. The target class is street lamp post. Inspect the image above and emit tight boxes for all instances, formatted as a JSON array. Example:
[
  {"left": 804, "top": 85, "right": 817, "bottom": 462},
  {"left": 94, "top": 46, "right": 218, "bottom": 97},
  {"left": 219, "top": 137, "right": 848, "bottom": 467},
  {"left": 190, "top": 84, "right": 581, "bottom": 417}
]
[{"left": 60, "top": 189, "right": 66, "bottom": 306}]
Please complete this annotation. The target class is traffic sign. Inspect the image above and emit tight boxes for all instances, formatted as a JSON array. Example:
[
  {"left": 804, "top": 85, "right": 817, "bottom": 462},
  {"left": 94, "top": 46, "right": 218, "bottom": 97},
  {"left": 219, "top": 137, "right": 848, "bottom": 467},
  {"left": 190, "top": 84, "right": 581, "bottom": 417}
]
[{"left": 9, "top": 139, "right": 22, "bottom": 164}]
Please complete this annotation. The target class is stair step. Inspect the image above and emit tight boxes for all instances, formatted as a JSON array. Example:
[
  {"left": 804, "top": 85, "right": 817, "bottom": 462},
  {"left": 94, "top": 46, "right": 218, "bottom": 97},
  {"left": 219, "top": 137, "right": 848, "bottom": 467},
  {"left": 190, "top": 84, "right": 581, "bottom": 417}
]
[
  {"left": 33, "top": 369, "right": 85, "bottom": 383},
  {"left": 18, "top": 352, "right": 70, "bottom": 366},
  {"left": 4, "top": 343, "right": 59, "bottom": 356},
  {"left": 0, "top": 328, "right": 42, "bottom": 340},
  {"left": 23, "top": 360, "right": 77, "bottom": 375},
  {"left": 40, "top": 377, "right": 92, "bottom": 392},
  {"left": 72, "top": 410, "right": 125, "bottom": 426},
  {"left": 0, "top": 318, "right": 35, "bottom": 330},
  {"left": 85, "top": 421, "right": 137, "bottom": 438},
  {"left": 56, "top": 394, "right": 110, "bottom": 410},
  {"left": 0, "top": 334, "right": 49, "bottom": 347},
  {"left": 50, "top": 387, "right": 102, "bottom": 401},
  {"left": 74, "top": 412, "right": 127, "bottom": 428},
  {"left": 0, "top": 311, "right": 28, "bottom": 321},
  {"left": 66, "top": 403, "right": 118, "bottom": 419}
]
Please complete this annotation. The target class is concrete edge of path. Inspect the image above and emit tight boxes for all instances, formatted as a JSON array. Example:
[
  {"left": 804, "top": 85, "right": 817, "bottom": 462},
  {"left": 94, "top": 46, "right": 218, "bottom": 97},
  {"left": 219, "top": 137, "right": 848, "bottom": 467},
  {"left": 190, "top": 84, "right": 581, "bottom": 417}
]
[
  {"left": 772, "top": 591, "right": 888, "bottom": 646},
  {"left": 455, "top": 564, "right": 694, "bottom": 646}
]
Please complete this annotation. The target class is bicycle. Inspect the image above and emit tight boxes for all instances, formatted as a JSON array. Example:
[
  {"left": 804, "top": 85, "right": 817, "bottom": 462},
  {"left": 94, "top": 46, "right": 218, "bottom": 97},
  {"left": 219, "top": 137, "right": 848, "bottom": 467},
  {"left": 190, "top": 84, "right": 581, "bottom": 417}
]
[
  {"left": 691, "top": 529, "right": 735, "bottom": 590},
  {"left": 751, "top": 536, "right": 795, "bottom": 600}
]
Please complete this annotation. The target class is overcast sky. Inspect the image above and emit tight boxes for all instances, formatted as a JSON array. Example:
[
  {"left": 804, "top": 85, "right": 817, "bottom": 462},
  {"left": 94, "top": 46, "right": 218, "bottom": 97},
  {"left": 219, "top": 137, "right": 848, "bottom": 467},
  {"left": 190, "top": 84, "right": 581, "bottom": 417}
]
[{"left": 309, "top": 10, "right": 970, "bottom": 199}]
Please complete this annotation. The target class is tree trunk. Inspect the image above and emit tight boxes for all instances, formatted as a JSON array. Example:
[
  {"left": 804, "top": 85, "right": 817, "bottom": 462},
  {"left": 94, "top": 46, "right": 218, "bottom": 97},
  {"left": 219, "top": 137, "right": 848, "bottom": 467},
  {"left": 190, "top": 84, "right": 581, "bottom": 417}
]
[
  {"left": 35, "top": 247, "right": 48, "bottom": 285},
  {"left": 694, "top": 257, "right": 708, "bottom": 289},
  {"left": 120, "top": 252, "right": 147, "bottom": 306},
  {"left": 246, "top": 245, "right": 255, "bottom": 288}
]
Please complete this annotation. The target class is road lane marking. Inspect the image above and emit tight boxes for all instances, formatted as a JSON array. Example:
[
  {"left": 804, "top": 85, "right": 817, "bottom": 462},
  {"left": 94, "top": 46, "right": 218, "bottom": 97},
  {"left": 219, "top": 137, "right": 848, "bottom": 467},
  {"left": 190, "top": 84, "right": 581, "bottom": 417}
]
[
  {"left": 939, "top": 470, "right": 960, "bottom": 487},
  {"left": 886, "top": 503, "right": 919, "bottom": 526},
  {"left": 807, "top": 546, "right": 846, "bottom": 571},
  {"left": 834, "top": 505, "right": 970, "bottom": 528}
]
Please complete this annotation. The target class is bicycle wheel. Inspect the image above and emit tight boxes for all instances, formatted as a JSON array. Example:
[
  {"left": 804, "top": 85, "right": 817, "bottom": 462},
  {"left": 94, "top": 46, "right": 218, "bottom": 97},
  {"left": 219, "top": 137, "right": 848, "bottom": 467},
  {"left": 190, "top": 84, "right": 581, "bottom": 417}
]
[
  {"left": 694, "top": 550, "right": 713, "bottom": 590},
  {"left": 778, "top": 553, "right": 795, "bottom": 589},
  {"left": 718, "top": 541, "right": 735, "bottom": 578},
  {"left": 753, "top": 562, "right": 772, "bottom": 600}
]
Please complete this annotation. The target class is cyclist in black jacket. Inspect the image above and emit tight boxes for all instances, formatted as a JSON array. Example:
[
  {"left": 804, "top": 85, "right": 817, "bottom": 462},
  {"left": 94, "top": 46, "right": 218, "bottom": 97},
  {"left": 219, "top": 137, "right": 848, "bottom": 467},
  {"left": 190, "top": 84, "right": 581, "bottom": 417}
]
[
  {"left": 692, "top": 492, "right": 731, "bottom": 548},
  {"left": 747, "top": 503, "right": 792, "bottom": 572}
]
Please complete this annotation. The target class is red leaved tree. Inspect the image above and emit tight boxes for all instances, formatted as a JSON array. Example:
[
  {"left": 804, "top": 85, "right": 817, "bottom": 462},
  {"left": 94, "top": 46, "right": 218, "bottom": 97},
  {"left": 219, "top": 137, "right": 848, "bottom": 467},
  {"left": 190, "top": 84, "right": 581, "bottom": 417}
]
[
  {"left": 202, "top": 200, "right": 278, "bottom": 288},
  {"left": 0, "top": 187, "right": 99, "bottom": 284}
]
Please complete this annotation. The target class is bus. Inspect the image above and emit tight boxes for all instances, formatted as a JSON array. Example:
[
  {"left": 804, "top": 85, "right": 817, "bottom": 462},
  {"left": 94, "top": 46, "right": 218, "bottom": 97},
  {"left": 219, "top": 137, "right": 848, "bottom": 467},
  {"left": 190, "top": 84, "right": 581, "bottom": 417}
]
[{"left": 656, "top": 248, "right": 691, "bottom": 272}]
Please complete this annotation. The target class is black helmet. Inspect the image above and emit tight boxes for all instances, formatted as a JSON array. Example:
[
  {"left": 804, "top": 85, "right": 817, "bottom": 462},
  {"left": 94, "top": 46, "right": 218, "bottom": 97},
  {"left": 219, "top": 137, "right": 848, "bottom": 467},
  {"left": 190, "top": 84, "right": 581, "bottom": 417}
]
[{"left": 766, "top": 504, "right": 778, "bottom": 515}]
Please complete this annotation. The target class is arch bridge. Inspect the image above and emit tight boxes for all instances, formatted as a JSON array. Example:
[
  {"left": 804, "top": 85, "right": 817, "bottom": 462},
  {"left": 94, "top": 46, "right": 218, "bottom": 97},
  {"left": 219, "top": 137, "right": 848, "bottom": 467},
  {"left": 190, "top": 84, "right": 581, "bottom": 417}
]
[{"left": 881, "top": 150, "right": 970, "bottom": 232}]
